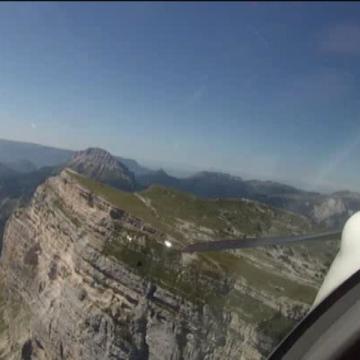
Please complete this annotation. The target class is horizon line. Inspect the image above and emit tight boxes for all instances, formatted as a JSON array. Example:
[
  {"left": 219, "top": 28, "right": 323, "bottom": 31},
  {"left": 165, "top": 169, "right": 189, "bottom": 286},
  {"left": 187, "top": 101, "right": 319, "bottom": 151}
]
[{"left": 0, "top": 136, "right": 353, "bottom": 195}]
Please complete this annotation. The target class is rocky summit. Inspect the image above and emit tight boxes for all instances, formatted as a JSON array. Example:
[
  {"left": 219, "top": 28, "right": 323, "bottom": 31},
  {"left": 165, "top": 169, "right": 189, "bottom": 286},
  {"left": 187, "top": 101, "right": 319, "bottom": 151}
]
[
  {"left": 0, "top": 169, "right": 337, "bottom": 359},
  {"left": 68, "top": 148, "right": 136, "bottom": 192}
]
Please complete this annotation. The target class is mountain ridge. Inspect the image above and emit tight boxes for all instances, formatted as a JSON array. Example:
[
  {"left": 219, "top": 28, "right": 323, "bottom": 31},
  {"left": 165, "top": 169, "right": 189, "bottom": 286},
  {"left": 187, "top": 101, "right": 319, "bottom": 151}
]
[
  {"left": 1, "top": 138, "right": 360, "bottom": 229},
  {"left": 0, "top": 139, "right": 154, "bottom": 177},
  {"left": 138, "top": 169, "right": 360, "bottom": 229},
  {"left": 0, "top": 163, "right": 18, "bottom": 179}
]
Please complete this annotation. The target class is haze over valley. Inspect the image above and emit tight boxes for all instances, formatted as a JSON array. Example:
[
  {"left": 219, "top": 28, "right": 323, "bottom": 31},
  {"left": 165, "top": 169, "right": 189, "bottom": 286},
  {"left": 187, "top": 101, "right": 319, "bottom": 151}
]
[{"left": 1, "top": 138, "right": 357, "bottom": 233}]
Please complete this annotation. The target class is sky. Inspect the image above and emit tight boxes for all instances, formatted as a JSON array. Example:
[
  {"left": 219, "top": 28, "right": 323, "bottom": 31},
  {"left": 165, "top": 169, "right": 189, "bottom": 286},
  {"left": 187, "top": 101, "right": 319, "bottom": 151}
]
[{"left": 0, "top": 2, "right": 360, "bottom": 192}]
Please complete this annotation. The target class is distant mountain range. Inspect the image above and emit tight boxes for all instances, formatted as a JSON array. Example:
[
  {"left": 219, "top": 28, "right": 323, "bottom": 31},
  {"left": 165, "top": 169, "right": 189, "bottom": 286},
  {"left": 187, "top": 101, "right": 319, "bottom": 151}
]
[
  {"left": 0, "top": 163, "right": 18, "bottom": 179},
  {"left": 4, "top": 159, "right": 37, "bottom": 173},
  {"left": 138, "top": 169, "right": 359, "bottom": 229},
  {"left": 0, "top": 165, "right": 59, "bottom": 245},
  {"left": 0, "top": 138, "right": 72, "bottom": 168},
  {"left": 138, "top": 170, "right": 304, "bottom": 198},
  {"left": 0, "top": 138, "right": 359, "bottom": 229},
  {"left": 0, "top": 138, "right": 153, "bottom": 177}
]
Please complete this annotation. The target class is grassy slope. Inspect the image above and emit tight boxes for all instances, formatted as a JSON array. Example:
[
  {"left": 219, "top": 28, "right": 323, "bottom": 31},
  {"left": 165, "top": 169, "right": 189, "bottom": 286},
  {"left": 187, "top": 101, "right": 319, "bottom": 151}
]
[
  {"left": 70, "top": 171, "right": 313, "bottom": 240},
  {"left": 69, "top": 170, "right": 318, "bottom": 299}
]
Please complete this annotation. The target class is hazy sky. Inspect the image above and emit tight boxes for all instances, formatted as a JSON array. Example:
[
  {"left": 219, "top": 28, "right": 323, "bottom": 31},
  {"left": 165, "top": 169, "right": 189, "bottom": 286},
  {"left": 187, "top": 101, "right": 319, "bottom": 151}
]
[{"left": 1, "top": 2, "right": 360, "bottom": 191}]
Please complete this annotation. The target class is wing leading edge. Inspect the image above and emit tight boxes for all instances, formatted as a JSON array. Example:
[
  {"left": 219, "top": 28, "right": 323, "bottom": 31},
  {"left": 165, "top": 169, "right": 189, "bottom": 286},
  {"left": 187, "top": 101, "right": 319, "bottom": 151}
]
[{"left": 182, "top": 230, "right": 341, "bottom": 253}]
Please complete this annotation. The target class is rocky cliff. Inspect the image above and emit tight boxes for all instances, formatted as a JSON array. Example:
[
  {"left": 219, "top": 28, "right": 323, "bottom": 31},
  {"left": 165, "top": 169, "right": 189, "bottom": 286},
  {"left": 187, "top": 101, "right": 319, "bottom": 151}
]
[{"left": 0, "top": 170, "right": 337, "bottom": 359}]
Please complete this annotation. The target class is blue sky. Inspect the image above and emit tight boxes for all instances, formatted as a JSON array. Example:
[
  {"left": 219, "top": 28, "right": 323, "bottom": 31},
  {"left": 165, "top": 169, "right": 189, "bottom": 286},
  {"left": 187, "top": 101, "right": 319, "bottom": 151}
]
[{"left": 0, "top": 2, "right": 360, "bottom": 191}]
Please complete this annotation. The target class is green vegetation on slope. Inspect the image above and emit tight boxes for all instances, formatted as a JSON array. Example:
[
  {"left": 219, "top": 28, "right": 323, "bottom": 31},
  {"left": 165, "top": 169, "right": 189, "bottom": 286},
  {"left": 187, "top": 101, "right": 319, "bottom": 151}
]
[
  {"left": 103, "top": 228, "right": 224, "bottom": 306},
  {"left": 142, "top": 185, "right": 314, "bottom": 236},
  {"left": 204, "top": 251, "right": 316, "bottom": 303},
  {"left": 68, "top": 169, "right": 319, "bottom": 345},
  {"left": 70, "top": 170, "right": 312, "bottom": 241},
  {"left": 69, "top": 170, "right": 317, "bottom": 299},
  {"left": 69, "top": 171, "right": 181, "bottom": 238},
  {"left": 70, "top": 170, "right": 152, "bottom": 220}
]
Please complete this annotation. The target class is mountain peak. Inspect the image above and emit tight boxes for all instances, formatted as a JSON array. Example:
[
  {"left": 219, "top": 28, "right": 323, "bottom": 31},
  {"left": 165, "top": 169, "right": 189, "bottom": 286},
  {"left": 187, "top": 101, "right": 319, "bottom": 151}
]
[
  {"left": 75, "top": 147, "right": 115, "bottom": 161},
  {"left": 191, "top": 171, "right": 243, "bottom": 182},
  {"left": 68, "top": 148, "right": 136, "bottom": 191},
  {"left": 82, "top": 147, "right": 110, "bottom": 155},
  {"left": 155, "top": 168, "right": 169, "bottom": 176}
]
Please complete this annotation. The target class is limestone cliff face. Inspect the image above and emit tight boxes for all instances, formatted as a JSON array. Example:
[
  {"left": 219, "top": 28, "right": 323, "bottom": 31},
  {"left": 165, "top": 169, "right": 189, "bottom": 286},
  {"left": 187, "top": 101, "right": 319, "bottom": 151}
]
[{"left": 0, "top": 170, "right": 329, "bottom": 360}]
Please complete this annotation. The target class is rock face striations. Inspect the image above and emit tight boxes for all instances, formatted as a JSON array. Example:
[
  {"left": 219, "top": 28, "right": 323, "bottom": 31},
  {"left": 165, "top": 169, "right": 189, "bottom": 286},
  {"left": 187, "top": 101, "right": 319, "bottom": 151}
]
[
  {"left": 0, "top": 169, "right": 336, "bottom": 359},
  {"left": 69, "top": 148, "right": 136, "bottom": 192}
]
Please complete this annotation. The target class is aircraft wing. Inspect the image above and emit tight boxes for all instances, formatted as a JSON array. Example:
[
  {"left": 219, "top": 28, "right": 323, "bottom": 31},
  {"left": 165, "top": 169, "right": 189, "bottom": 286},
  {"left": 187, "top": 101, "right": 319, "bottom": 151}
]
[{"left": 182, "top": 230, "right": 341, "bottom": 253}]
